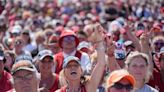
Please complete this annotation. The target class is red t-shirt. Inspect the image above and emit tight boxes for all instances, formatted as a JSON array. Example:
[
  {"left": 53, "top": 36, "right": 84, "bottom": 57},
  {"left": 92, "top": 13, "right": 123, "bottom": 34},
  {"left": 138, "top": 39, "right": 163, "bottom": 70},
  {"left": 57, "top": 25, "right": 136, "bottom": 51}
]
[
  {"left": 0, "top": 70, "right": 13, "bottom": 92},
  {"left": 148, "top": 69, "right": 164, "bottom": 92}
]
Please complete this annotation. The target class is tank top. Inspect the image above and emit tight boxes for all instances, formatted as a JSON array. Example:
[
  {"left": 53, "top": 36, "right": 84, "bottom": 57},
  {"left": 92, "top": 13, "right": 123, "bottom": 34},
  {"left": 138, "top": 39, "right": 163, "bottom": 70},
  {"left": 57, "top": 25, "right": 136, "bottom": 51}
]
[
  {"left": 59, "top": 85, "right": 87, "bottom": 92},
  {"left": 49, "top": 75, "right": 59, "bottom": 92}
]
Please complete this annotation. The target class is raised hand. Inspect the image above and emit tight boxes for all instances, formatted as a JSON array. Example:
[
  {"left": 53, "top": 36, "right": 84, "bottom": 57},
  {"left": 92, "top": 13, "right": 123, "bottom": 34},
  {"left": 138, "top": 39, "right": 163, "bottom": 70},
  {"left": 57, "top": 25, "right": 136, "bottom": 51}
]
[
  {"left": 105, "top": 35, "right": 115, "bottom": 56},
  {"left": 87, "top": 23, "right": 105, "bottom": 43}
]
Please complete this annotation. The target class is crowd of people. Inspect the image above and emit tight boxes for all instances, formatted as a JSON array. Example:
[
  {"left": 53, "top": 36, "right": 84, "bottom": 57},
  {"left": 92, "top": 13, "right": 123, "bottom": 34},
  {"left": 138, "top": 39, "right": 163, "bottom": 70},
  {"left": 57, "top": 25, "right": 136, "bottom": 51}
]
[{"left": 0, "top": 0, "right": 164, "bottom": 92}]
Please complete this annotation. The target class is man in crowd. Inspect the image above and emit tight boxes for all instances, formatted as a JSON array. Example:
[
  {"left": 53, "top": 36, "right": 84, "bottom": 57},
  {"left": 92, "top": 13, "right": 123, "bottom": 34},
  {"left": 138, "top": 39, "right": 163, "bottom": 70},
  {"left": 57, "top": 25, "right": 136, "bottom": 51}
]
[
  {"left": 11, "top": 56, "right": 40, "bottom": 92},
  {"left": 54, "top": 30, "right": 91, "bottom": 74}
]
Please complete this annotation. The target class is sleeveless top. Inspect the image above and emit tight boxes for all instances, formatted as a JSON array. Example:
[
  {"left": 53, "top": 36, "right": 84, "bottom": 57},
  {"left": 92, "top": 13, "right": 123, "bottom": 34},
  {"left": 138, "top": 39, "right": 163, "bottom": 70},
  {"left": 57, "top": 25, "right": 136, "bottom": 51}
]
[
  {"left": 49, "top": 75, "right": 59, "bottom": 92},
  {"left": 54, "top": 51, "right": 82, "bottom": 74},
  {"left": 58, "top": 85, "right": 87, "bottom": 92}
]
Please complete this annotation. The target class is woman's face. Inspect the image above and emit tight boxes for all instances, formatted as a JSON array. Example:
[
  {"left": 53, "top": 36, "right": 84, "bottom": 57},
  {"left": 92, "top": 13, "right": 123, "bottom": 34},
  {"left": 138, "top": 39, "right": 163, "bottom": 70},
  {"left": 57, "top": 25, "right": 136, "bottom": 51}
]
[
  {"left": 39, "top": 56, "right": 53, "bottom": 73},
  {"left": 64, "top": 61, "right": 82, "bottom": 81},
  {"left": 127, "top": 57, "right": 148, "bottom": 82}
]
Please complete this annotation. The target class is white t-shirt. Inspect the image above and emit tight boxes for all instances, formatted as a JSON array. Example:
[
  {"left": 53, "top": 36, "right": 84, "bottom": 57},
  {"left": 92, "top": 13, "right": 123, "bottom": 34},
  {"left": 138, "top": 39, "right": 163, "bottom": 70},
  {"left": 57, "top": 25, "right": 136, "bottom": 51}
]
[{"left": 133, "top": 84, "right": 159, "bottom": 92}]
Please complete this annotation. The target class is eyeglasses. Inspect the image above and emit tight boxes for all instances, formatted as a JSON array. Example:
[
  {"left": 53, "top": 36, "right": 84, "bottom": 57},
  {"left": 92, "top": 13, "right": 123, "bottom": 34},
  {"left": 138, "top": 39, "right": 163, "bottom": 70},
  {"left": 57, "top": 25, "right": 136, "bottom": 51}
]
[
  {"left": 111, "top": 82, "right": 133, "bottom": 91},
  {"left": 63, "top": 36, "right": 75, "bottom": 42},
  {"left": 13, "top": 73, "right": 33, "bottom": 82}
]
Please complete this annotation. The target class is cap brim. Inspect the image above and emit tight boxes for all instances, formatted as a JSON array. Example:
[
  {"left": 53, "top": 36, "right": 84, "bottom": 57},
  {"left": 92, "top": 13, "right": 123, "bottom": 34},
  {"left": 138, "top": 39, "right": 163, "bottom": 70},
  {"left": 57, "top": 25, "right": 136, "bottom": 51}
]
[
  {"left": 63, "top": 57, "right": 81, "bottom": 68},
  {"left": 12, "top": 67, "right": 35, "bottom": 75},
  {"left": 123, "top": 75, "right": 135, "bottom": 87},
  {"left": 39, "top": 54, "right": 53, "bottom": 60},
  {"left": 111, "top": 75, "right": 135, "bottom": 87},
  {"left": 77, "top": 46, "right": 89, "bottom": 50}
]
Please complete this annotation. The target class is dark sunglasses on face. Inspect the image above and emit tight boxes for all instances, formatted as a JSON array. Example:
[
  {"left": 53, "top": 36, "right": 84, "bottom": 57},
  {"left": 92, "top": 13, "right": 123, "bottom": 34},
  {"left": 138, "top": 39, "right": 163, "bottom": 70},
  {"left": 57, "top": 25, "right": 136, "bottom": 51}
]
[
  {"left": 154, "top": 41, "right": 164, "bottom": 46},
  {"left": 112, "top": 82, "right": 133, "bottom": 91},
  {"left": 63, "top": 36, "right": 75, "bottom": 42}
]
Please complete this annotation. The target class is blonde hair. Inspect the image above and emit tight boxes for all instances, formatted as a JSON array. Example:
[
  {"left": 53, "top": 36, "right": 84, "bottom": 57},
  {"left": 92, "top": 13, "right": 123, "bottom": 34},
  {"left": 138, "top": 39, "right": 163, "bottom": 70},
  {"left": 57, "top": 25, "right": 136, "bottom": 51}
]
[
  {"left": 125, "top": 51, "right": 149, "bottom": 66},
  {"left": 125, "top": 51, "right": 151, "bottom": 83},
  {"left": 59, "top": 68, "right": 90, "bottom": 87}
]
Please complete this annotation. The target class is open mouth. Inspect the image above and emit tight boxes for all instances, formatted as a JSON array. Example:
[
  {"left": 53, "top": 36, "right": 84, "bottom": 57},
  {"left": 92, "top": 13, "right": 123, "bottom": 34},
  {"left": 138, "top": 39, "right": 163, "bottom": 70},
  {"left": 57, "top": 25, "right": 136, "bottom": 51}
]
[{"left": 71, "top": 71, "right": 77, "bottom": 75}]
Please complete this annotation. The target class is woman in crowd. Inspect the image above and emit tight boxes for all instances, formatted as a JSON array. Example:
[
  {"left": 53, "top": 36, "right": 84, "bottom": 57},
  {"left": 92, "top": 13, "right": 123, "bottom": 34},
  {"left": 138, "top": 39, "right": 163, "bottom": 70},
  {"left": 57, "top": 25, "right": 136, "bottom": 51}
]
[
  {"left": 125, "top": 51, "right": 158, "bottom": 92},
  {"left": 37, "top": 50, "right": 59, "bottom": 92},
  {"left": 56, "top": 23, "right": 106, "bottom": 92}
]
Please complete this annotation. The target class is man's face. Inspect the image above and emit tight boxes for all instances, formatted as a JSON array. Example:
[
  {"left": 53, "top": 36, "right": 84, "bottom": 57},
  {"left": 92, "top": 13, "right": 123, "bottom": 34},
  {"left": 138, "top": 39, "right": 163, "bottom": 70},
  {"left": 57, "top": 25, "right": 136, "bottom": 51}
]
[
  {"left": 13, "top": 70, "right": 39, "bottom": 92},
  {"left": 62, "top": 36, "right": 76, "bottom": 49}
]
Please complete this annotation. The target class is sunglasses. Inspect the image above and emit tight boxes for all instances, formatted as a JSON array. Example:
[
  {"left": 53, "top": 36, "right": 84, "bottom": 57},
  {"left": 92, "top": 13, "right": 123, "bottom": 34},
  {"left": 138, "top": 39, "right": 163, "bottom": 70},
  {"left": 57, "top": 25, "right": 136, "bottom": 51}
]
[
  {"left": 63, "top": 36, "right": 75, "bottom": 42},
  {"left": 112, "top": 82, "right": 133, "bottom": 91},
  {"left": 154, "top": 41, "right": 164, "bottom": 46}
]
